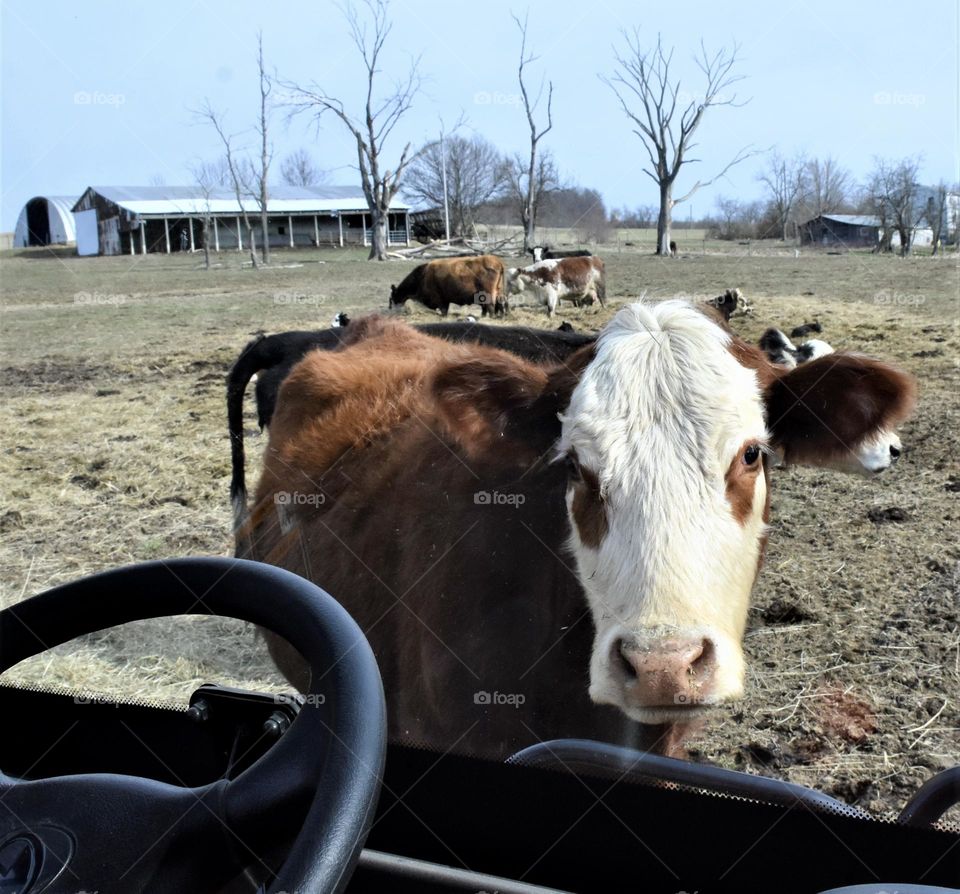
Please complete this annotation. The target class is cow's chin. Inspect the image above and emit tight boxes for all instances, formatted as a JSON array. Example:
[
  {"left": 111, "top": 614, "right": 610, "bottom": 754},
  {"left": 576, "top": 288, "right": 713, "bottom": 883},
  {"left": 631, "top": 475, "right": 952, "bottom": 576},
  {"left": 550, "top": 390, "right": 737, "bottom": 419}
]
[{"left": 619, "top": 702, "right": 717, "bottom": 726}]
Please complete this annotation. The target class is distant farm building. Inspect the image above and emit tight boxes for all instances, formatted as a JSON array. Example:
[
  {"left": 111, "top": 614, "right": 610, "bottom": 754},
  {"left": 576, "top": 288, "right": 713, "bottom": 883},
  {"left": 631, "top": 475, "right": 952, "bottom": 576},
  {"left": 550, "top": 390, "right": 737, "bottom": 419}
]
[
  {"left": 800, "top": 213, "right": 933, "bottom": 250},
  {"left": 14, "top": 196, "right": 79, "bottom": 247},
  {"left": 71, "top": 186, "right": 411, "bottom": 256}
]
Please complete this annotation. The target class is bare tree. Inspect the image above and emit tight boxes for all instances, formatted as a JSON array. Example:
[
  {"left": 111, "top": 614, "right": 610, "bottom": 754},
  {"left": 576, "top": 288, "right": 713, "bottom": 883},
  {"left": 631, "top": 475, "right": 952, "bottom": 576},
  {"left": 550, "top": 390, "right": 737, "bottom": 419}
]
[
  {"left": 197, "top": 101, "right": 260, "bottom": 268},
  {"left": 507, "top": 149, "right": 560, "bottom": 244},
  {"left": 602, "top": 32, "right": 753, "bottom": 255},
  {"left": 405, "top": 135, "right": 509, "bottom": 236},
  {"left": 512, "top": 13, "right": 554, "bottom": 254},
  {"left": 284, "top": 0, "right": 421, "bottom": 260},
  {"left": 281, "top": 148, "right": 326, "bottom": 187},
  {"left": 194, "top": 33, "right": 273, "bottom": 267},
  {"left": 924, "top": 182, "right": 948, "bottom": 255},
  {"left": 798, "top": 156, "right": 851, "bottom": 219},
  {"left": 189, "top": 160, "right": 226, "bottom": 270},
  {"left": 758, "top": 150, "right": 805, "bottom": 240},
  {"left": 865, "top": 157, "right": 920, "bottom": 256},
  {"left": 254, "top": 32, "right": 273, "bottom": 264}
]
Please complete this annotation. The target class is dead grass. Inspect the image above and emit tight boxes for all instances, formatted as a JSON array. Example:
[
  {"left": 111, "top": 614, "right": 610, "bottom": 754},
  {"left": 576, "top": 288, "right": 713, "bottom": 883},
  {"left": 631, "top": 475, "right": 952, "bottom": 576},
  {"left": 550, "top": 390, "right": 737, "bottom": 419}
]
[{"left": 1, "top": 242, "right": 957, "bottom": 817}]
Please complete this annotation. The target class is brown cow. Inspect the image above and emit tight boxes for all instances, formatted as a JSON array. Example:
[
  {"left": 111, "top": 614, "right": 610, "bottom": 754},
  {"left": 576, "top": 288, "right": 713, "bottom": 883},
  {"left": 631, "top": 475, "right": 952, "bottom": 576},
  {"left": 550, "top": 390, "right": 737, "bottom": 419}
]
[
  {"left": 389, "top": 254, "right": 506, "bottom": 316},
  {"left": 505, "top": 256, "right": 606, "bottom": 316},
  {"left": 238, "top": 301, "right": 915, "bottom": 760}
]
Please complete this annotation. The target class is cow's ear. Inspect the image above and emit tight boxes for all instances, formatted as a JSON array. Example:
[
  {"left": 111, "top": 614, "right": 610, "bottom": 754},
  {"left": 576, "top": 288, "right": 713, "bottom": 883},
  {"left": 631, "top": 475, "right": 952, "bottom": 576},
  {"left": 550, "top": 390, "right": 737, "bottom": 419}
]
[
  {"left": 765, "top": 353, "right": 916, "bottom": 473},
  {"left": 432, "top": 348, "right": 588, "bottom": 463}
]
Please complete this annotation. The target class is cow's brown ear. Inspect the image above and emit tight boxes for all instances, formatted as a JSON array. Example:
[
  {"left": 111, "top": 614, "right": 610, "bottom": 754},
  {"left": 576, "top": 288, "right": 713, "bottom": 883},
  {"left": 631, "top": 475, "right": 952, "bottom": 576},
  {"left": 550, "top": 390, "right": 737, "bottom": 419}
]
[
  {"left": 432, "top": 352, "right": 580, "bottom": 463},
  {"left": 765, "top": 353, "right": 916, "bottom": 472}
]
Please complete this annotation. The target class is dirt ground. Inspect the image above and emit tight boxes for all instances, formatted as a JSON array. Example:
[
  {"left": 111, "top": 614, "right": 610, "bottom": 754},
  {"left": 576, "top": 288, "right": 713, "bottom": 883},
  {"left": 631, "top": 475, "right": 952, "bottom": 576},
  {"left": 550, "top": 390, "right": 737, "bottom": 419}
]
[{"left": 1, "top": 242, "right": 957, "bottom": 822}]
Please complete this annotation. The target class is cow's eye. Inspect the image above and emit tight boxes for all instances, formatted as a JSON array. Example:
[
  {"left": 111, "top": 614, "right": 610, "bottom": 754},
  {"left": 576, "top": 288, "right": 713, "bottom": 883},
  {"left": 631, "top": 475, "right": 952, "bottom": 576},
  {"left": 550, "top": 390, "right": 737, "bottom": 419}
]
[
  {"left": 565, "top": 453, "right": 582, "bottom": 481},
  {"left": 743, "top": 444, "right": 761, "bottom": 466}
]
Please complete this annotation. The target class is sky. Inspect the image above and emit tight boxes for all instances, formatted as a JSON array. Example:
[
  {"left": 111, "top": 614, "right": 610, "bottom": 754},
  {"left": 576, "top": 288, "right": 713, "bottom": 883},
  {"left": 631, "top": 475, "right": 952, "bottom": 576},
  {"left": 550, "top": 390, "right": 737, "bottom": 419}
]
[{"left": 1, "top": 0, "right": 957, "bottom": 231}]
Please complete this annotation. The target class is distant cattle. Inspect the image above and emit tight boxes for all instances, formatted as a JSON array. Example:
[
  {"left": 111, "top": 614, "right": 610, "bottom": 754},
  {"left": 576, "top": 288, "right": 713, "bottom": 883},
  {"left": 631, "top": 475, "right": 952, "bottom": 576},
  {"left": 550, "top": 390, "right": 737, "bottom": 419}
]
[
  {"left": 389, "top": 254, "right": 506, "bottom": 316},
  {"left": 759, "top": 328, "right": 834, "bottom": 370},
  {"left": 530, "top": 246, "right": 593, "bottom": 262},
  {"left": 707, "top": 288, "right": 749, "bottom": 322},
  {"left": 506, "top": 256, "right": 606, "bottom": 316},
  {"left": 236, "top": 302, "right": 916, "bottom": 760},
  {"left": 669, "top": 240, "right": 678, "bottom": 256}
]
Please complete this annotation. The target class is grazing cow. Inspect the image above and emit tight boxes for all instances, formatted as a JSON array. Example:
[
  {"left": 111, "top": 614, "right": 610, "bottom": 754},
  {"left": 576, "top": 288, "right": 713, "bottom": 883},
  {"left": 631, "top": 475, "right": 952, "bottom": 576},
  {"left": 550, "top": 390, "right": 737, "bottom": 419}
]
[
  {"left": 759, "top": 328, "right": 834, "bottom": 370},
  {"left": 389, "top": 254, "right": 506, "bottom": 317},
  {"left": 237, "top": 301, "right": 915, "bottom": 760},
  {"left": 530, "top": 246, "right": 593, "bottom": 262},
  {"left": 331, "top": 311, "right": 350, "bottom": 328},
  {"left": 707, "top": 288, "right": 749, "bottom": 323},
  {"left": 506, "top": 256, "right": 606, "bottom": 316},
  {"left": 227, "top": 321, "right": 594, "bottom": 525}
]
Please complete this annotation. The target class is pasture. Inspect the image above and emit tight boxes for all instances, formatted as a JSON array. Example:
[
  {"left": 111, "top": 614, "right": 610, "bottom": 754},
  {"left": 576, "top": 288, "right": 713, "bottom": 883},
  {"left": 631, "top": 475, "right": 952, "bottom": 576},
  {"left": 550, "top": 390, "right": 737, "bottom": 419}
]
[{"left": 1, "top": 240, "right": 957, "bottom": 819}]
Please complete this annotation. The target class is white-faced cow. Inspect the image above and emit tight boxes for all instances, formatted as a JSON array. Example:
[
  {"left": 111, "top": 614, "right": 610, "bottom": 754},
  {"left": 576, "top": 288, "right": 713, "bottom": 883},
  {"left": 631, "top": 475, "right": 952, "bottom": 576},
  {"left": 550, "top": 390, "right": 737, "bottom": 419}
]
[
  {"left": 237, "top": 301, "right": 915, "bottom": 760},
  {"left": 506, "top": 256, "right": 606, "bottom": 316},
  {"left": 759, "top": 327, "right": 834, "bottom": 369},
  {"left": 389, "top": 254, "right": 506, "bottom": 316}
]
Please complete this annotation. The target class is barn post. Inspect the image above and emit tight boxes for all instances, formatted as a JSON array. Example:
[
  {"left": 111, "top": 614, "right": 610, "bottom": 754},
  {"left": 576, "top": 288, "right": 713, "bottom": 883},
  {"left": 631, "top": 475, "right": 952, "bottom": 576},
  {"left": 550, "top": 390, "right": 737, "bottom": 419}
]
[
  {"left": 338, "top": 213, "right": 344, "bottom": 248},
  {"left": 288, "top": 214, "right": 294, "bottom": 248},
  {"left": 313, "top": 214, "right": 319, "bottom": 247},
  {"left": 236, "top": 216, "right": 242, "bottom": 251},
  {"left": 129, "top": 228, "right": 135, "bottom": 255},
  {"left": 140, "top": 220, "right": 147, "bottom": 255},
  {"left": 188, "top": 218, "right": 195, "bottom": 252},
  {"left": 404, "top": 210, "right": 410, "bottom": 246},
  {"left": 163, "top": 218, "right": 170, "bottom": 254},
  {"left": 362, "top": 212, "right": 367, "bottom": 246},
  {"left": 213, "top": 217, "right": 220, "bottom": 252}
]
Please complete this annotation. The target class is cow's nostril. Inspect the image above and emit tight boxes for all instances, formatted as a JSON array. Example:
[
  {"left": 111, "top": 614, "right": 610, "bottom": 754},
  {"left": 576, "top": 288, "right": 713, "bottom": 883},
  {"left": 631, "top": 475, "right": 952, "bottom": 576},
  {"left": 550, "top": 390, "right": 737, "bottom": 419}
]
[
  {"left": 615, "top": 639, "right": 639, "bottom": 681},
  {"left": 889, "top": 444, "right": 902, "bottom": 459},
  {"left": 687, "top": 638, "right": 716, "bottom": 683}
]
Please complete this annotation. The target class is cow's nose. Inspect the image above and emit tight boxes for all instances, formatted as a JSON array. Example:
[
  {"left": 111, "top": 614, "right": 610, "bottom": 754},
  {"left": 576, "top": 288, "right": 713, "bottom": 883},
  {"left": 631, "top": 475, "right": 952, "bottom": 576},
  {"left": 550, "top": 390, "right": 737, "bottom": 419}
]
[
  {"left": 614, "top": 636, "right": 716, "bottom": 708},
  {"left": 889, "top": 444, "right": 901, "bottom": 460}
]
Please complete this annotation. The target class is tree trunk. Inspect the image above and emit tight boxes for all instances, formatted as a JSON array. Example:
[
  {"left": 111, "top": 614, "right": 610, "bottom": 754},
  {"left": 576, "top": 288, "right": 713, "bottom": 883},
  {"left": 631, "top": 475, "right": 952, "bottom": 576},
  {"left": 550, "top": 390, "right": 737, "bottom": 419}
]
[
  {"left": 260, "top": 207, "right": 270, "bottom": 264},
  {"left": 656, "top": 183, "right": 673, "bottom": 255},
  {"left": 368, "top": 207, "right": 389, "bottom": 261},
  {"left": 247, "top": 225, "right": 259, "bottom": 269},
  {"left": 898, "top": 226, "right": 910, "bottom": 257},
  {"left": 201, "top": 219, "right": 211, "bottom": 270}
]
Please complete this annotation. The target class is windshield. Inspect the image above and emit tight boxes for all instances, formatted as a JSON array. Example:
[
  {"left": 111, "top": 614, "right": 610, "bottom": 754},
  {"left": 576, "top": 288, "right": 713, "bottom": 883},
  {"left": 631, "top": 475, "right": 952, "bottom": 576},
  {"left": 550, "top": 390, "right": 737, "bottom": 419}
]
[{"left": 2, "top": 2, "right": 957, "bottom": 830}]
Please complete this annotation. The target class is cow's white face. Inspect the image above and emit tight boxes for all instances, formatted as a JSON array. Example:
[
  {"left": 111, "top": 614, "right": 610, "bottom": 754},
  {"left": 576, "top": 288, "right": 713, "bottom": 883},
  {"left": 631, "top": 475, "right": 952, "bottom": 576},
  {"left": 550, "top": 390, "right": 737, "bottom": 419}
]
[{"left": 558, "top": 301, "right": 769, "bottom": 724}]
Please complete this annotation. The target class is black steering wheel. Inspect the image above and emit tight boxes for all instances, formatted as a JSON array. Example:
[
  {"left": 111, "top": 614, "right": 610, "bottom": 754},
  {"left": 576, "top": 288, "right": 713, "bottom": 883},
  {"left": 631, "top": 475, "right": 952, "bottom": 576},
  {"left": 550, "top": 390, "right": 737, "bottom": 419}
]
[{"left": 0, "top": 557, "right": 386, "bottom": 893}]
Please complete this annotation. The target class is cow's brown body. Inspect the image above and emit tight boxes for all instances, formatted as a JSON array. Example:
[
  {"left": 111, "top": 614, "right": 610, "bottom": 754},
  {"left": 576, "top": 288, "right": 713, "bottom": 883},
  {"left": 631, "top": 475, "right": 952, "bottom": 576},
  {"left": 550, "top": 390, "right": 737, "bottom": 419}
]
[{"left": 390, "top": 254, "right": 506, "bottom": 316}]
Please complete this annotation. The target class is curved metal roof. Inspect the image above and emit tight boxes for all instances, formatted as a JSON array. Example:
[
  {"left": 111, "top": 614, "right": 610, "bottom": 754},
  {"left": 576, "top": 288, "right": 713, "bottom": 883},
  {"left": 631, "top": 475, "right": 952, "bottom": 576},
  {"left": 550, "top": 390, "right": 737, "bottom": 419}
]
[{"left": 13, "top": 196, "right": 80, "bottom": 246}]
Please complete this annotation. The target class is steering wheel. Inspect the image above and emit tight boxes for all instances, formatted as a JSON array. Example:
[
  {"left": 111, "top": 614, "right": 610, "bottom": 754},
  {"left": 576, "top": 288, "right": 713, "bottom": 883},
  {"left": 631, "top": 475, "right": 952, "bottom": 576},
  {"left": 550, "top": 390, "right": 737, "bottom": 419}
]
[{"left": 0, "top": 557, "right": 386, "bottom": 894}]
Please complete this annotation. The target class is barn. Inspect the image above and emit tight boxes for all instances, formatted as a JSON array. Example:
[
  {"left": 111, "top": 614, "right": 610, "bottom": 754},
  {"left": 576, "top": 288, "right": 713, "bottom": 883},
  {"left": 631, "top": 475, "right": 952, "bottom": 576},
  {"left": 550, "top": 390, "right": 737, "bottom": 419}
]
[
  {"left": 14, "top": 196, "right": 80, "bottom": 247},
  {"left": 799, "top": 214, "right": 882, "bottom": 248},
  {"left": 71, "top": 185, "right": 411, "bottom": 256}
]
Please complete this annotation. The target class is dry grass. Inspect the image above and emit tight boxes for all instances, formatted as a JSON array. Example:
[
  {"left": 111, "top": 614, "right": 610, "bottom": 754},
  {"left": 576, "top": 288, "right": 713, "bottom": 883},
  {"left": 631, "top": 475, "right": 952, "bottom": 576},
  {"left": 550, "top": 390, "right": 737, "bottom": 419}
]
[{"left": 1, "top": 241, "right": 957, "bottom": 817}]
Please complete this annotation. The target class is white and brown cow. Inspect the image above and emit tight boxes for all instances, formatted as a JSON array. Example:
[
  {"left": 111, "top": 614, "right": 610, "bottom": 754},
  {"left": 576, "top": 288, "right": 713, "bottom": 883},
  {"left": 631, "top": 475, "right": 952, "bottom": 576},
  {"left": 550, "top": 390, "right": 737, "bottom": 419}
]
[
  {"left": 238, "top": 300, "right": 915, "bottom": 759},
  {"left": 506, "top": 256, "right": 606, "bottom": 316}
]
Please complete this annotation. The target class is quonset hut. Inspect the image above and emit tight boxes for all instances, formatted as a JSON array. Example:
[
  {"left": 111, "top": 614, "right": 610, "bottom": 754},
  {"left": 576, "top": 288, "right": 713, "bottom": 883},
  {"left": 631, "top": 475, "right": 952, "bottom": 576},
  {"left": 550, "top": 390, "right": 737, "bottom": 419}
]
[{"left": 14, "top": 196, "right": 79, "bottom": 247}]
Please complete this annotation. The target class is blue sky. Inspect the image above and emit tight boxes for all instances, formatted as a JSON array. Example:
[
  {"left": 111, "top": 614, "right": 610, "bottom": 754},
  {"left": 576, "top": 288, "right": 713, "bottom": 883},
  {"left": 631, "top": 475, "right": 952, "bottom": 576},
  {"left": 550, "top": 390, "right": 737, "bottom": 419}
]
[{"left": 2, "top": 0, "right": 956, "bottom": 230}]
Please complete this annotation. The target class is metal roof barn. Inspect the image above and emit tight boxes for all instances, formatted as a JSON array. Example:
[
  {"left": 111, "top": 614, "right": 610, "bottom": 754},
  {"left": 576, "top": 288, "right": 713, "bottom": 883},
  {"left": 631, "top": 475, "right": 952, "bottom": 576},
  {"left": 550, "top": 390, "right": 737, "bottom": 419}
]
[
  {"left": 14, "top": 196, "right": 80, "bottom": 247},
  {"left": 71, "top": 186, "right": 411, "bottom": 256}
]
